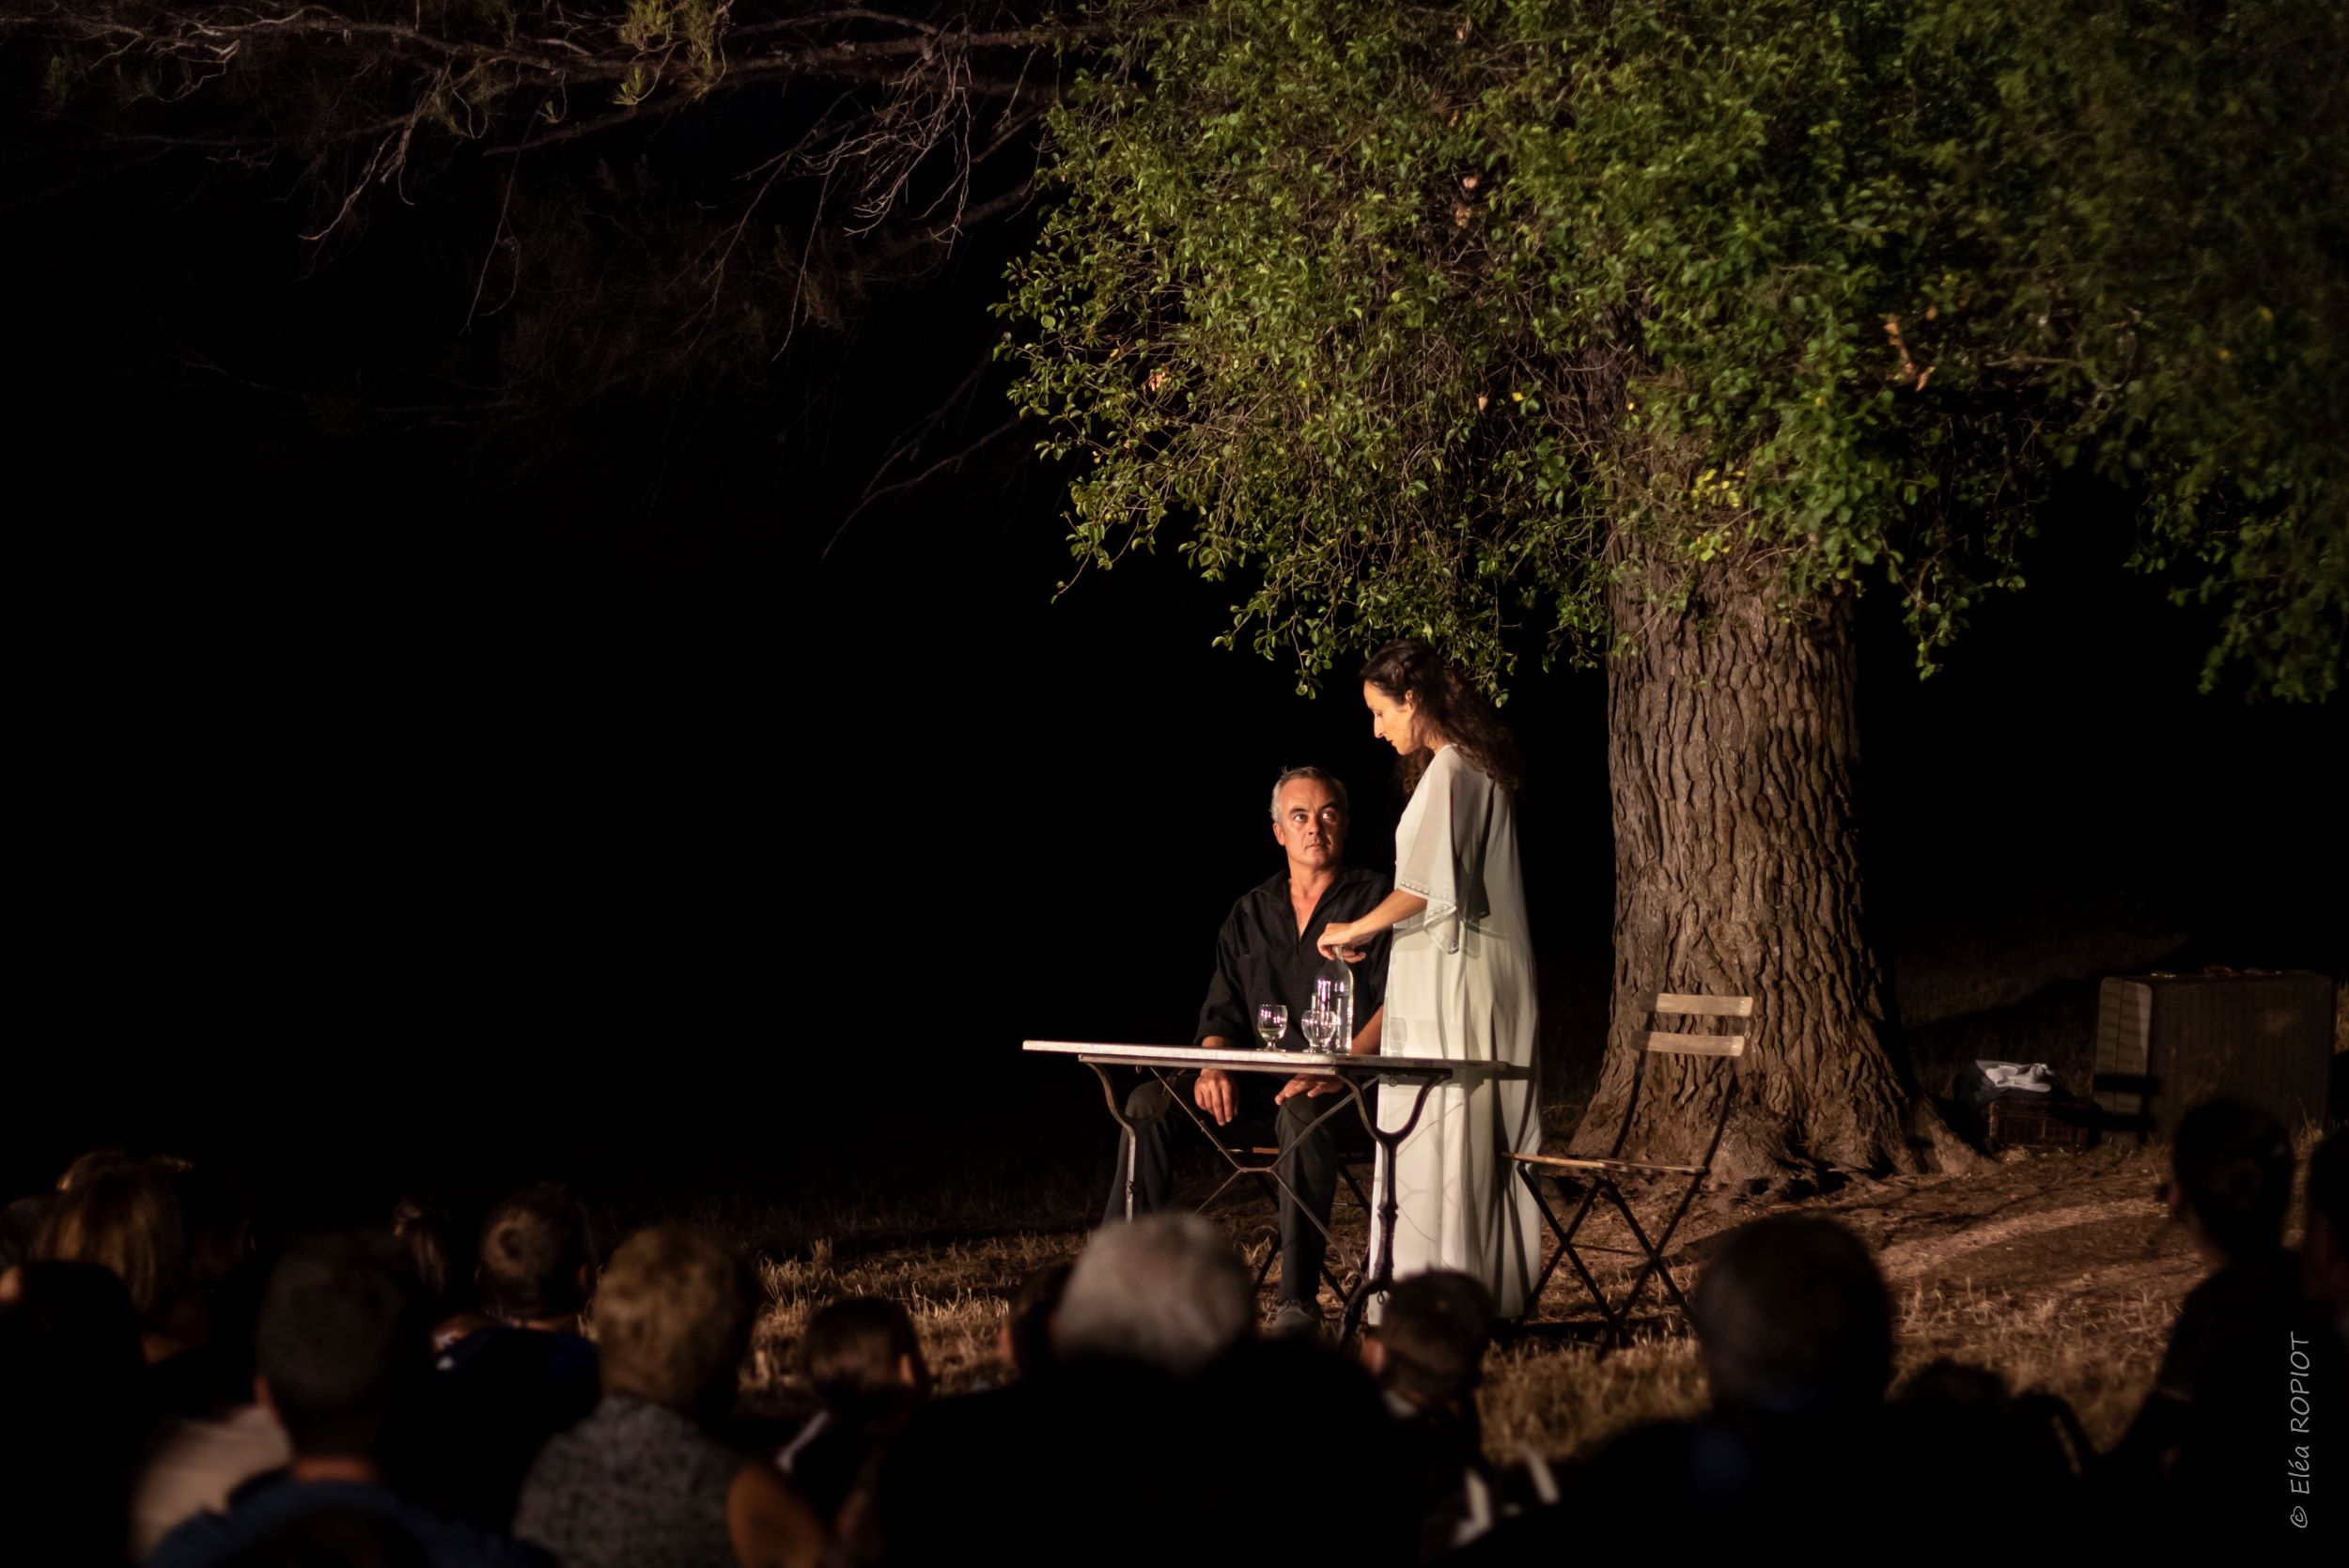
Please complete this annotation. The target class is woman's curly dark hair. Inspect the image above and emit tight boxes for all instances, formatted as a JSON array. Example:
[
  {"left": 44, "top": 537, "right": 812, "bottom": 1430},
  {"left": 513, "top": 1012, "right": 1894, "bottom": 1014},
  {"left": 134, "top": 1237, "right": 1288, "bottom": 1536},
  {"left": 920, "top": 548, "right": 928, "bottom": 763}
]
[{"left": 1360, "top": 641, "right": 1525, "bottom": 798}]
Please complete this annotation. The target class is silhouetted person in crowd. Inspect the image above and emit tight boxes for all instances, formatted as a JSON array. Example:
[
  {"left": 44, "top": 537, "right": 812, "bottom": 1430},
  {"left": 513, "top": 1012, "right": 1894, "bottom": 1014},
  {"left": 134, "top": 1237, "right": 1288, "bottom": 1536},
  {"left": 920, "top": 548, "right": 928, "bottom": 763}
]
[
  {"left": 390, "top": 1199, "right": 483, "bottom": 1352},
  {"left": 778, "top": 1297, "right": 930, "bottom": 1526},
  {"left": 39, "top": 1159, "right": 195, "bottom": 1364},
  {"left": 997, "top": 1261, "right": 1071, "bottom": 1381},
  {"left": 17, "top": 1156, "right": 287, "bottom": 1559},
  {"left": 1201, "top": 1336, "right": 1420, "bottom": 1567},
  {"left": 1362, "top": 1271, "right": 1508, "bottom": 1558},
  {"left": 848, "top": 1355, "right": 1203, "bottom": 1568},
  {"left": 2306, "top": 1130, "right": 2349, "bottom": 1358},
  {"left": 1053, "top": 1215, "right": 1254, "bottom": 1374},
  {"left": 1536, "top": 1215, "right": 1907, "bottom": 1542},
  {"left": 513, "top": 1226, "right": 818, "bottom": 1568},
  {"left": 427, "top": 1185, "right": 599, "bottom": 1528},
  {"left": 846, "top": 1219, "right": 1265, "bottom": 1567},
  {"left": 470, "top": 1185, "right": 596, "bottom": 1338},
  {"left": 0, "top": 1260, "right": 148, "bottom": 1566},
  {"left": 132, "top": 1228, "right": 292, "bottom": 1559},
  {"left": 1885, "top": 1358, "right": 2081, "bottom": 1513},
  {"left": 2106, "top": 1098, "right": 2341, "bottom": 1529},
  {"left": 147, "top": 1234, "right": 542, "bottom": 1568}
]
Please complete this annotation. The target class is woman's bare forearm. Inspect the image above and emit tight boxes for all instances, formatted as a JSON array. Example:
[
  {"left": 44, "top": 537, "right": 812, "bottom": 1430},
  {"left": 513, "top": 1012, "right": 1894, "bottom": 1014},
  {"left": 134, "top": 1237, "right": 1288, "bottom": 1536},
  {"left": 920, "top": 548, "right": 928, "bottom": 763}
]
[
  {"left": 1315, "top": 890, "right": 1430, "bottom": 960},
  {"left": 1352, "top": 890, "right": 1428, "bottom": 939}
]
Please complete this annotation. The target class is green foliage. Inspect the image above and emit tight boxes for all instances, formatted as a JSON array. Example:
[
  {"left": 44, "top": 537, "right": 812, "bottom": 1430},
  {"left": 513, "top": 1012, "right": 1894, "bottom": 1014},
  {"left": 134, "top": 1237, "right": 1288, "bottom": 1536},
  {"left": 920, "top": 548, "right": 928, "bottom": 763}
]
[
  {"left": 1006, "top": 2, "right": 1564, "bottom": 688},
  {"left": 1002, "top": 0, "right": 2346, "bottom": 697},
  {"left": 1977, "top": 0, "right": 2349, "bottom": 698}
]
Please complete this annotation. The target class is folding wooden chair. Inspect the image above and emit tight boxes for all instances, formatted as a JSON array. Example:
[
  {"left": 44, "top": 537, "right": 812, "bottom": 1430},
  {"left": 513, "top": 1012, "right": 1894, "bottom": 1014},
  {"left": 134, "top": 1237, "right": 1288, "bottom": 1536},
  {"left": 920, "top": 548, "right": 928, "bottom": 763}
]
[{"left": 1510, "top": 990, "right": 1751, "bottom": 1343}]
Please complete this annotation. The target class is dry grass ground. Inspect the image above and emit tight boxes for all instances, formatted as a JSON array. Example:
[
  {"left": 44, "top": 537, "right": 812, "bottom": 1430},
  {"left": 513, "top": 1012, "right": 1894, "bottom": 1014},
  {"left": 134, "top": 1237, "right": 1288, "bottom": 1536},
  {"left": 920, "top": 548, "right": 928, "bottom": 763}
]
[{"left": 730, "top": 1140, "right": 2205, "bottom": 1461}]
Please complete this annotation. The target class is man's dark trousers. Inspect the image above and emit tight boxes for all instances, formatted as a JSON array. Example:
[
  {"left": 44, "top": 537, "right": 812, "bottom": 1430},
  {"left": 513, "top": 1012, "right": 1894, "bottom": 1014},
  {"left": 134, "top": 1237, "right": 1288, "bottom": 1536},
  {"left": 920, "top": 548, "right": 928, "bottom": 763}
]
[{"left": 1100, "top": 1070, "right": 1343, "bottom": 1308}]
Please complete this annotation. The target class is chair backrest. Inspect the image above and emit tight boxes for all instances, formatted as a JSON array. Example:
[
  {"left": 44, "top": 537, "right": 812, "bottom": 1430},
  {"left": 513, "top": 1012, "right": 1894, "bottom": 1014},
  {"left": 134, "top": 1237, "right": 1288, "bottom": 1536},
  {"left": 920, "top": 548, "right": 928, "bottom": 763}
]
[
  {"left": 1644, "top": 992, "right": 1752, "bottom": 1059},
  {"left": 1598, "top": 990, "right": 1756, "bottom": 1165}
]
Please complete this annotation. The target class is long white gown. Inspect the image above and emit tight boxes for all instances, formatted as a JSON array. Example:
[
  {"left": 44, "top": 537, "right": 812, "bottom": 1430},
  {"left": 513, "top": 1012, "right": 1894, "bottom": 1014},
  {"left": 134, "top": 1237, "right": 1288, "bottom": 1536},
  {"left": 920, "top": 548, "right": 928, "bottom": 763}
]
[{"left": 1368, "top": 744, "right": 1544, "bottom": 1318}]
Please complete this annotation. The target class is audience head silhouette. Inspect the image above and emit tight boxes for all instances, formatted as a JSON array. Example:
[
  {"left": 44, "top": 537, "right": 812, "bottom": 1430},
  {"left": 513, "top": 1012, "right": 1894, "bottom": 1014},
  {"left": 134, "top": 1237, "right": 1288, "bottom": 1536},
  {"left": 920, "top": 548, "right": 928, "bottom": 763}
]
[
  {"left": 1055, "top": 1215, "right": 1254, "bottom": 1374},
  {"left": 257, "top": 1234, "right": 429, "bottom": 1463},
  {"left": 390, "top": 1197, "right": 462, "bottom": 1314},
  {"left": 1366, "top": 1270, "right": 1492, "bottom": 1411},
  {"left": 591, "top": 1226, "right": 751, "bottom": 1419},
  {"left": 37, "top": 1159, "right": 188, "bottom": 1344},
  {"left": 1690, "top": 1215, "right": 1891, "bottom": 1415},
  {"left": 802, "top": 1294, "right": 929, "bottom": 1403},
  {"left": 2168, "top": 1097, "right": 2294, "bottom": 1264},
  {"left": 1001, "top": 1260, "right": 1073, "bottom": 1379},
  {"left": 474, "top": 1183, "right": 596, "bottom": 1329}
]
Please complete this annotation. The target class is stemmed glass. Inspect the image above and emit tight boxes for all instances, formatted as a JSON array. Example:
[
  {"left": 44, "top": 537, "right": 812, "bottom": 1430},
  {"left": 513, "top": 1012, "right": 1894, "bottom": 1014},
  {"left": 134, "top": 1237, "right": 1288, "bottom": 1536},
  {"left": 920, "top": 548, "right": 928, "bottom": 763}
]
[
  {"left": 1299, "top": 1006, "right": 1340, "bottom": 1054},
  {"left": 1255, "top": 1003, "right": 1290, "bottom": 1050}
]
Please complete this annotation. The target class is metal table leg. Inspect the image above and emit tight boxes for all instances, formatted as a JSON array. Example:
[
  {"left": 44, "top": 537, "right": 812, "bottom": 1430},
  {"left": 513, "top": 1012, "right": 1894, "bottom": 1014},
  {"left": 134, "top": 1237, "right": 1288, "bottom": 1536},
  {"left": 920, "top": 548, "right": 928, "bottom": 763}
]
[
  {"left": 1152, "top": 1064, "right": 1360, "bottom": 1251},
  {"left": 1087, "top": 1062, "right": 1169, "bottom": 1222},
  {"left": 1337, "top": 1072, "right": 1441, "bottom": 1341}
]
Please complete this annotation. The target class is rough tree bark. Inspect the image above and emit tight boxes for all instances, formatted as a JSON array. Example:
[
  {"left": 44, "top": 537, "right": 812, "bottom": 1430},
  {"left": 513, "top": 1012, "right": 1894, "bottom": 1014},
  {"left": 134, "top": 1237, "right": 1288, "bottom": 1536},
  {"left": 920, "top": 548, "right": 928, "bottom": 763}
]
[{"left": 1575, "top": 543, "right": 1974, "bottom": 1187}]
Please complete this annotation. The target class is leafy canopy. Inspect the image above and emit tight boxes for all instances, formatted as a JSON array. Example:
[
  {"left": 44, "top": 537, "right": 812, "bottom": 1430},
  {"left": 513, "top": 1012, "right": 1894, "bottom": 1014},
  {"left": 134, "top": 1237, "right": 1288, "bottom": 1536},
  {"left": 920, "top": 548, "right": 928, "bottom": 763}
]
[{"left": 1002, "top": 0, "right": 2345, "bottom": 697}]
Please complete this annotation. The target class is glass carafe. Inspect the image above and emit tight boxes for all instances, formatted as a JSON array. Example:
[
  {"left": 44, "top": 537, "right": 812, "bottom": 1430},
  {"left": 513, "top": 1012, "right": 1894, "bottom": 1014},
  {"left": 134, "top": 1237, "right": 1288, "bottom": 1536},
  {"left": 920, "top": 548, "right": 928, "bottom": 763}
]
[{"left": 1309, "top": 956, "right": 1355, "bottom": 1056}]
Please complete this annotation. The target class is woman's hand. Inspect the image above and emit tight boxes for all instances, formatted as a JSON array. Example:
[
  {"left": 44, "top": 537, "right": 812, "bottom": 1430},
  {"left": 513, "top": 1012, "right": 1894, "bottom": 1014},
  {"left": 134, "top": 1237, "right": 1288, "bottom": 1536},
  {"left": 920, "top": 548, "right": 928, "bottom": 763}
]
[{"left": 1315, "top": 920, "right": 1366, "bottom": 961}]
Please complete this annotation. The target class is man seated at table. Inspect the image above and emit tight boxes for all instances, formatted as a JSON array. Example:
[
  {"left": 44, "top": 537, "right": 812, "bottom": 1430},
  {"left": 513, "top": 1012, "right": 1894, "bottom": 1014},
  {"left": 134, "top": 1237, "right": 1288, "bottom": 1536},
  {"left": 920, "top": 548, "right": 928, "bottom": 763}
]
[{"left": 1103, "top": 767, "right": 1390, "bottom": 1335}]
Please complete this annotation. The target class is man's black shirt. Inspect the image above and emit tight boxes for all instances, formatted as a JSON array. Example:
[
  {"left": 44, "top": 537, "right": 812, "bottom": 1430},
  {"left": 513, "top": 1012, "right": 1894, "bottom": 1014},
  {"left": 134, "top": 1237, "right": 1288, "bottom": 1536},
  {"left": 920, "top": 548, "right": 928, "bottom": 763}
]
[{"left": 1195, "top": 866, "right": 1392, "bottom": 1048}]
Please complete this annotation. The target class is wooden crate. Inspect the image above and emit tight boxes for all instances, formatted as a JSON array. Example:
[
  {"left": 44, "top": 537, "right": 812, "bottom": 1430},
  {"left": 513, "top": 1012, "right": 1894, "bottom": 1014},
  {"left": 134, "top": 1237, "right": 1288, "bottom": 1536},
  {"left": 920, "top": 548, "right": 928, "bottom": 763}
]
[
  {"left": 1987, "top": 1095, "right": 2099, "bottom": 1151},
  {"left": 2092, "top": 971, "right": 2336, "bottom": 1145}
]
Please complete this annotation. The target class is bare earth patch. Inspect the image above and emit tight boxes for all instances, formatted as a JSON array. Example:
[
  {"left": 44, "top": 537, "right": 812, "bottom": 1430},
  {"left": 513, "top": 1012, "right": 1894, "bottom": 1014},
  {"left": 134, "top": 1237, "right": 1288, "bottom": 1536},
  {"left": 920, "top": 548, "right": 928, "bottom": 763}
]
[{"left": 737, "top": 1143, "right": 2197, "bottom": 1462}]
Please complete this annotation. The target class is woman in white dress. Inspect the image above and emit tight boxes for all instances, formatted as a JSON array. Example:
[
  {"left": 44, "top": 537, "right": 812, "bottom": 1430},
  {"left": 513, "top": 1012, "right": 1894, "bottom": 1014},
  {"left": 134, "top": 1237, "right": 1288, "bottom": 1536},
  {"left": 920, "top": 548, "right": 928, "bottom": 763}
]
[{"left": 1315, "top": 641, "right": 1543, "bottom": 1318}]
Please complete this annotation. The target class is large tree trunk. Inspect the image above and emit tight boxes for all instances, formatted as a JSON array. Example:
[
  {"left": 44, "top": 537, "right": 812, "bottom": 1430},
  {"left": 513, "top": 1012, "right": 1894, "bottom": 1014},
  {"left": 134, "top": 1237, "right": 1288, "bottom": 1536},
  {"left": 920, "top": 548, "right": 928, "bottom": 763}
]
[{"left": 1575, "top": 548, "right": 1969, "bottom": 1188}]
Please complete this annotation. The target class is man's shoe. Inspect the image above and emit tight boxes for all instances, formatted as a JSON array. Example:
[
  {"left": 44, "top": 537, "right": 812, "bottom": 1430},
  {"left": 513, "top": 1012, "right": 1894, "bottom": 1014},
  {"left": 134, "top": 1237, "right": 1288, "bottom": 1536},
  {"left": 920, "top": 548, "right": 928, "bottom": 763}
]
[{"left": 1268, "top": 1300, "right": 1322, "bottom": 1341}]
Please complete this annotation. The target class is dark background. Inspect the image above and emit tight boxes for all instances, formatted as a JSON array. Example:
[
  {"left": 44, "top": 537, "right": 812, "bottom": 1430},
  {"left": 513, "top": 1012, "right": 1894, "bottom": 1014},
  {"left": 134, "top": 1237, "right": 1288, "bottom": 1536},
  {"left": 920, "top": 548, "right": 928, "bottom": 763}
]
[{"left": 7, "top": 102, "right": 2341, "bottom": 1227}]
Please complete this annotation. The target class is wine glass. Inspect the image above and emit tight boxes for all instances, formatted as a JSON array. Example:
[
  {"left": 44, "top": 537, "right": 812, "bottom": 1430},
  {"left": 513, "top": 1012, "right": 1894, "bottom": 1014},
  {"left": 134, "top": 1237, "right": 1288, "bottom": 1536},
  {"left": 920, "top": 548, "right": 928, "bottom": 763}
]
[
  {"left": 1255, "top": 1004, "right": 1289, "bottom": 1050},
  {"left": 1299, "top": 1006, "right": 1339, "bottom": 1054}
]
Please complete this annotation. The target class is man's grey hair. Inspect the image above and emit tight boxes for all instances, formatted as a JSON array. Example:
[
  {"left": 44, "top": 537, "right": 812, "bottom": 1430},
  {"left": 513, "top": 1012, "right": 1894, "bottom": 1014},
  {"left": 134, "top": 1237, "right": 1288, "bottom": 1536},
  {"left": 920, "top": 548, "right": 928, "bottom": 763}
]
[
  {"left": 1268, "top": 766, "right": 1350, "bottom": 823},
  {"left": 1054, "top": 1215, "right": 1255, "bottom": 1374}
]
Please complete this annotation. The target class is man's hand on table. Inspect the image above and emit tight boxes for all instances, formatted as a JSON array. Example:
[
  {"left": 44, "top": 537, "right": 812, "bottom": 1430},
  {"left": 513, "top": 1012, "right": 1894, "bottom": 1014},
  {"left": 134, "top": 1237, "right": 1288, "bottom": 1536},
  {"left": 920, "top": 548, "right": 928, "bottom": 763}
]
[
  {"left": 1273, "top": 1075, "right": 1339, "bottom": 1107},
  {"left": 1194, "top": 1068, "right": 1238, "bottom": 1126}
]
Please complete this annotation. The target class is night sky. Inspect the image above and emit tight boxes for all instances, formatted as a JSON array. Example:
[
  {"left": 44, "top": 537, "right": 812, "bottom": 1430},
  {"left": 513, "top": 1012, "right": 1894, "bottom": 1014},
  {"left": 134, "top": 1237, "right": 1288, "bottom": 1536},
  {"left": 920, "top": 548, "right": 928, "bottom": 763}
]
[{"left": 8, "top": 90, "right": 2340, "bottom": 1219}]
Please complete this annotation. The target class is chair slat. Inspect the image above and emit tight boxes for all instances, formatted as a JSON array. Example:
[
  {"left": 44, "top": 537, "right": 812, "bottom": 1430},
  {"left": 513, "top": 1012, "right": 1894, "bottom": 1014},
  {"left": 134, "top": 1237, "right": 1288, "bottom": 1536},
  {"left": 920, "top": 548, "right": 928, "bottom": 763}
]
[
  {"left": 1644, "top": 1031, "right": 1746, "bottom": 1057},
  {"left": 1510, "top": 1152, "right": 1709, "bottom": 1177},
  {"left": 1652, "top": 992, "right": 1754, "bottom": 1017}
]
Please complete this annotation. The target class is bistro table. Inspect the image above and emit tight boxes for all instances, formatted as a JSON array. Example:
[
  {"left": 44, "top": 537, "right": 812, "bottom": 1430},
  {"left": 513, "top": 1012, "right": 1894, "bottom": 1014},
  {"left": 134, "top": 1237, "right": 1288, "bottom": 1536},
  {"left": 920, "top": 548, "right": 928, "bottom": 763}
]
[{"left": 1023, "top": 1040, "right": 1530, "bottom": 1339}]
